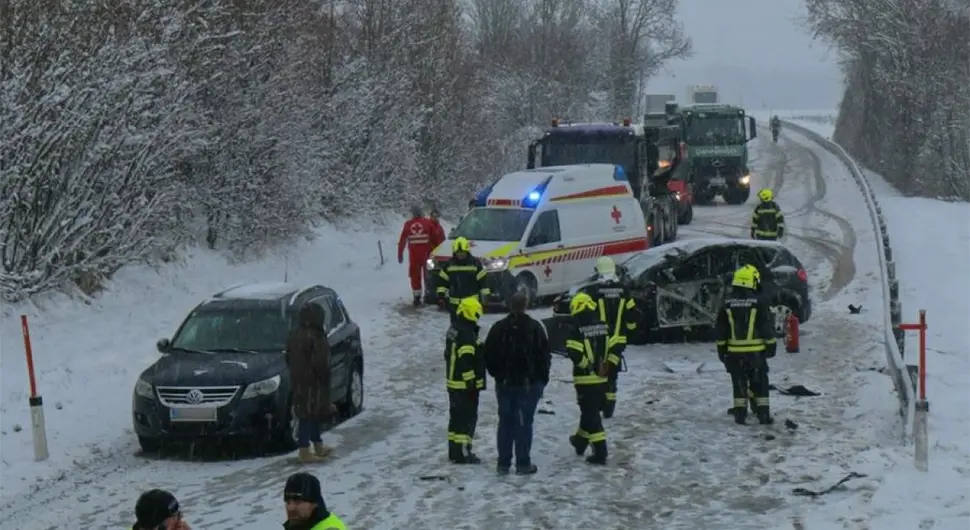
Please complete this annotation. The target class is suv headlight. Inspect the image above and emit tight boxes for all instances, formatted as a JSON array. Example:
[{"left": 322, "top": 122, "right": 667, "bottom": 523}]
[
  {"left": 242, "top": 374, "right": 281, "bottom": 399},
  {"left": 482, "top": 257, "right": 508, "bottom": 272},
  {"left": 134, "top": 378, "right": 154, "bottom": 399},
  {"left": 426, "top": 258, "right": 436, "bottom": 270}
]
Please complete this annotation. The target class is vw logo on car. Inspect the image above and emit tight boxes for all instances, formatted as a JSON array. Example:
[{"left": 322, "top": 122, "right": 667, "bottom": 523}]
[{"left": 185, "top": 389, "right": 204, "bottom": 405}]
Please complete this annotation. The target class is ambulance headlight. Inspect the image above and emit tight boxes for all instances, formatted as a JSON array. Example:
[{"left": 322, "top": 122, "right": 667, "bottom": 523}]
[
  {"left": 740, "top": 174, "right": 751, "bottom": 185},
  {"left": 426, "top": 258, "right": 435, "bottom": 270},
  {"left": 482, "top": 258, "right": 508, "bottom": 272}
]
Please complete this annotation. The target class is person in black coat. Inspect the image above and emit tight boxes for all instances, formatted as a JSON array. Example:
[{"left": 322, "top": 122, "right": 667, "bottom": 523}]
[{"left": 483, "top": 291, "right": 551, "bottom": 475}]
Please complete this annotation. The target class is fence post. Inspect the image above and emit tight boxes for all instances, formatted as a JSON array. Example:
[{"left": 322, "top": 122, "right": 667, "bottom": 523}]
[
  {"left": 377, "top": 241, "right": 385, "bottom": 267},
  {"left": 21, "top": 315, "right": 49, "bottom": 461},
  {"left": 900, "top": 310, "right": 928, "bottom": 471}
]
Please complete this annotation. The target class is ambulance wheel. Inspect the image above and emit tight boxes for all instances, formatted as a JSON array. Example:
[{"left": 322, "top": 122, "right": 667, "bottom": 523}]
[
  {"left": 514, "top": 273, "right": 539, "bottom": 308},
  {"left": 678, "top": 204, "right": 693, "bottom": 225}
]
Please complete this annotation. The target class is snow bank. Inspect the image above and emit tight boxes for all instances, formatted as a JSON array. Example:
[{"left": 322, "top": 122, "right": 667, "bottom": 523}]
[{"left": 0, "top": 217, "right": 406, "bottom": 500}]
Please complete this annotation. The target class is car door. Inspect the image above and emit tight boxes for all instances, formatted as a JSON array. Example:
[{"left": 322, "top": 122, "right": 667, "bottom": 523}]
[
  {"left": 523, "top": 209, "right": 567, "bottom": 294},
  {"left": 653, "top": 250, "right": 724, "bottom": 328},
  {"left": 313, "top": 295, "right": 352, "bottom": 402}
]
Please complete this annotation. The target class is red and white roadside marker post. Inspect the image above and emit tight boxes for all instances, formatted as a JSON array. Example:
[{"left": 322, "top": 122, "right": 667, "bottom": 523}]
[
  {"left": 899, "top": 310, "right": 928, "bottom": 472},
  {"left": 20, "top": 315, "right": 49, "bottom": 461}
]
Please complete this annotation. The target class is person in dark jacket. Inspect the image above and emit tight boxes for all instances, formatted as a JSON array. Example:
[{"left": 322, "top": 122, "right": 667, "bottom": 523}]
[
  {"left": 437, "top": 237, "right": 490, "bottom": 321},
  {"left": 283, "top": 472, "right": 347, "bottom": 530},
  {"left": 285, "top": 303, "right": 337, "bottom": 463},
  {"left": 715, "top": 265, "right": 777, "bottom": 425},
  {"left": 750, "top": 188, "right": 786, "bottom": 240},
  {"left": 132, "top": 489, "right": 191, "bottom": 530},
  {"left": 483, "top": 291, "right": 551, "bottom": 475},
  {"left": 445, "top": 296, "right": 486, "bottom": 464}
]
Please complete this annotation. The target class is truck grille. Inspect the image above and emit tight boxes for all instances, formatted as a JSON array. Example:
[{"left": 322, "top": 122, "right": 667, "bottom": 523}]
[{"left": 156, "top": 386, "right": 239, "bottom": 407}]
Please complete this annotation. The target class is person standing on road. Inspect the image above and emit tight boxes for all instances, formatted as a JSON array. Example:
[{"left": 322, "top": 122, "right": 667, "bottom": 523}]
[
  {"left": 750, "top": 188, "right": 786, "bottom": 241},
  {"left": 286, "top": 303, "right": 337, "bottom": 463},
  {"left": 715, "top": 265, "right": 777, "bottom": 425},
  {"left": 483, "top": 291, "right": 551, "bottom": 475},
  {"left": 283, "top": 472, "right": 347, "bottom": 530},
  {"left": 132, "top": 489, "right": 191, "bottom": 530},
  {"left": 445, "top": 296, "right": 486, "bottom": 464},
  {"left": 398, "top": 205, "right": 441, "bottom": 306},
  {"left": 579, "top": 257, "right": 640, "bottom": 418},
  {"left": 565, "top": 292, "right": 618, "bottom": 465},
  {"left": 437, "top": 237, "right": 489, "bottom": 321}
]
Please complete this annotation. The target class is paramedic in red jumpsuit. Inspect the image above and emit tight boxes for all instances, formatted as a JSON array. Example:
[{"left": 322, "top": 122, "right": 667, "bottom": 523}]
[{"left": 398, "top": 206, "right": 444, "bottom": 305}]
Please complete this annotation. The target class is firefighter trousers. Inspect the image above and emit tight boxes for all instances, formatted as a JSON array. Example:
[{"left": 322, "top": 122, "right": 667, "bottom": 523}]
[
  {"left": 726, "top": 355, "right": 770, "bottom": 416},
  {"left": 447, "top": 389, "right": 479, "bottom": 458},
  {"left": 571, "top": 383, "right": 608, "bottom": 462},
  {"left": 602, "top": 349, "right": 624, "bottom": 418}
]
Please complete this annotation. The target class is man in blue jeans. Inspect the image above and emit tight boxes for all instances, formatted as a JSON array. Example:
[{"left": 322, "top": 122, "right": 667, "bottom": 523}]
[{"left": 484, "top": 291, "right": 552, "bottom": 475}]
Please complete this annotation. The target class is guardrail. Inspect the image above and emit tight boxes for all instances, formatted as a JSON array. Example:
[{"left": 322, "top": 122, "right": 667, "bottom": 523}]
[{"left": 781, "top": 120, "right": 915, "bottom": 442}]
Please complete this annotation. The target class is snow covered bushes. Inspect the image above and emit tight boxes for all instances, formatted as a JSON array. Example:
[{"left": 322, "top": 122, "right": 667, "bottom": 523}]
[
  {"left": 0, "top": 0, "right": 690, "bottom": 301},
  {"left": 804, "top": 0, "right": 970, "bottom": 200}
]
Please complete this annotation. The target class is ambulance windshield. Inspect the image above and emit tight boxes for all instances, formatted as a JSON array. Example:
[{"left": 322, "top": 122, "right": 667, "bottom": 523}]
[{"left": 452, "top": 208, "right": 533, "bottom": 242}]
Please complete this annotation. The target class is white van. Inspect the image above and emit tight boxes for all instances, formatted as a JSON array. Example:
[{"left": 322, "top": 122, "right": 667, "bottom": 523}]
[{"left": 426, "top": 164, "right": 650, "bottom": 304}]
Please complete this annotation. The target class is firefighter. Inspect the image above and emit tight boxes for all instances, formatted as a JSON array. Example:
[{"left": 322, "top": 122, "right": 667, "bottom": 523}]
[
  {"left": 436, "top": 237, "right": 490, "bottom": 321},
  {"left": 578, "top": 257, "right": 639, "bottom": 419},
  {"left": 715, "top": 265, "right": 777, "bottom": 425},
  {"left": 565, "top": 292, "right": 619, "bottom": 465},
  {"left": 750, "top": 188, "right": 786, "bottom": 241},
  {"left": 398, "top": 206, "right": 441, "bottom": 306},
  {"left": 445, "top": 296, "right": 485, "bottom": 464}
]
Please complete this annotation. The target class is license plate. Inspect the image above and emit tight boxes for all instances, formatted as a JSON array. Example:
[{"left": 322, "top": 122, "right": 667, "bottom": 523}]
[
  {"left": 709, "top": 177, "right": 725, "bottom": 185},
  {"left": 170, "top": 407, "right": 217, "bottom": 422}
]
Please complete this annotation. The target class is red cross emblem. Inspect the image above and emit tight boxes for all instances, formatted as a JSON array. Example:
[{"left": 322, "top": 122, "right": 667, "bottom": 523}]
[
  {"left": 410, "top": 223, "right": 424, "bottom": 235},
  {"left": 610, "top": 206, "right": 622, "bottom": 224},
  {"left": 543, "top": 265, "right": 552, "bottom": 277}
]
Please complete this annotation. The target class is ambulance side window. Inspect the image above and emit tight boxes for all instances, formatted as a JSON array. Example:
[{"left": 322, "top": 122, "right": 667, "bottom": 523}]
[{"left": 527, "top": 210, "right": 561, "bottom": 246}]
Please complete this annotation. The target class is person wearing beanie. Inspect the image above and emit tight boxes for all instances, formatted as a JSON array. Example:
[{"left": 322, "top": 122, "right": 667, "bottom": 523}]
[
  {"left": 132, "top": 489, "right": 191, "bottom": 530},
  {"left": 283, "top": 472, "right": 347, "bottom": 530}
]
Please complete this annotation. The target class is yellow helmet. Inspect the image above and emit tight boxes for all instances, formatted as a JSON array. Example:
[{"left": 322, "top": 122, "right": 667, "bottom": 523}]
[
  {"left": 453, "top": 237, "right": 471, "bottom": 253},
  {"left": 595, "top": 256, "right": 616, "bottom": 277},
  {"left": 731, "top": 265, "right": 761, "bottom": 290},
  {"left": 456, "top": 297, "right": 483, "bottom": 321},
  {"left": 758, "top": 188, "right": 773, "bottom": 202},
  {"left": 569, "top": 292, "right": 597, "bottom": 315}
]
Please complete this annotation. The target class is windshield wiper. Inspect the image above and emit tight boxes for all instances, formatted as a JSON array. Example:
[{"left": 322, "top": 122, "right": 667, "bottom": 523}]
[
  {"left": 205, "top": 347, "right": 259, "bottom": 354},
  {"left": 169, "top": 346, "right": 214, "bottom": 355}
]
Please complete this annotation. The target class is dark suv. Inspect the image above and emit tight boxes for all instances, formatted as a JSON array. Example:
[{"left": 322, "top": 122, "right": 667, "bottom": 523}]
[{"left": 131, "top": 282, "right": 364, "bottom": 452}]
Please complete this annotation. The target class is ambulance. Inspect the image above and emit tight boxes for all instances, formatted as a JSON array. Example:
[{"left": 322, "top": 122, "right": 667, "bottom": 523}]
[{"left": 425, "top": 164, "right": 650, "bottom": 305}]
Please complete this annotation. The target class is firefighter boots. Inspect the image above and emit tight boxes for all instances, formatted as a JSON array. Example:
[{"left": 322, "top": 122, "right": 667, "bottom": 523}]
[
  {"left": 569, "top": 434, "right": 587, "bottom": 456},
  {"left": 585, "top": 441, "right": 608, "bottom": 465}
]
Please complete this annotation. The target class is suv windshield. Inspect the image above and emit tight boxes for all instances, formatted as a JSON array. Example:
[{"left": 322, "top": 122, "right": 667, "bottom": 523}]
[
  {"left": 171, "top": 307, "right": 291, "bottom": 353},
  {"left": 541, "top": 138, "right": 636, "bottom": 170},
  {"left": 686, "top": 117, "right": 745, "bottom": 143},
  {"left": 452, "top": 208, "right": 533, "bottom": 242}
]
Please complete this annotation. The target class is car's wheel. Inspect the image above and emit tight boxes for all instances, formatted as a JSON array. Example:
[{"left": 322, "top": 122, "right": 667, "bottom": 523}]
[
  {"left": 514, "top": 272, "right": 539, "bottom": 307},
  {"left": 678, "top": 203, "right": 693, "bottom": 224},
  {"left": 770, "top": 302, "right": 796, "bottom": 338},
  {"left": 138, "top": 435, "right": 162, "bottom": 453},
  {"left": 339, "top": 360, "right": 364, "bottom": 419},
  {"left": 278, "top": 401, "right": 299, "bottom": 450}
]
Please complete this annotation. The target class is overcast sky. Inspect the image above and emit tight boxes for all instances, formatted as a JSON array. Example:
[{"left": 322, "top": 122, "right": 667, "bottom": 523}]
[{"left": 648, "top": 0, "right": 844, "bottom": 111}]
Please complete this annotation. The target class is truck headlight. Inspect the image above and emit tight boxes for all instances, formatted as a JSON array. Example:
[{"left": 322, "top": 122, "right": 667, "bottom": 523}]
[
  {"left": 740, "top": 174, "right": 751, "bottom": 185},
  {"left": 426, "top": 258, "right": 435, "bottom": 270},
  {"left": 482, "top": 258, "right": 509, "bottom": 272},
  {"left": 242, "top": 374, "right": 281, "bottom": 399},
  {"left": 135, "top": 378, "right": 154, "bottom": 399}
]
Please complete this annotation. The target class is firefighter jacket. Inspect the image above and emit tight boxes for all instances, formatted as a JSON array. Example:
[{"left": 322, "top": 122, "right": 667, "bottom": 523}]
[
  {"left": 581, "top": 280, "right": 640, "bottom": 349},
  {"left": 750, "top": 200, "right": 786, "bottom": 239},
  {"left": 445, "top": 320, "right": 485, "bottom": 391},
  {"left": 437, "top": 255, "right": 490, "bottom": 303},
  {"left": 565, "top": 311, "right": 619, "bottom": 386},
  {"left": 715, "top": 289, "right": 777, "bottom": 357},
  {"left": 397, "top": 216, "right": 441, "bottom": 262}
]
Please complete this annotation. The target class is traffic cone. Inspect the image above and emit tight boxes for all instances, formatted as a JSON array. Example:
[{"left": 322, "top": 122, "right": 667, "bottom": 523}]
[{"left": 785, "top": 313, "right": 800, "bottom": 353}]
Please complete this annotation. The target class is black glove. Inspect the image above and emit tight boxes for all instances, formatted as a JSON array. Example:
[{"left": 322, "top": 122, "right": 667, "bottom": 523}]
[
  {"left": 398, "top": 256, "right": 404, "bottom": 264},
  {"left": 765, "top": 345, "right": 777, "bottom": 359}
]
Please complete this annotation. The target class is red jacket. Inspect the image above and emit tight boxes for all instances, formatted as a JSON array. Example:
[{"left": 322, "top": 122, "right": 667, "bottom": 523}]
[
  {"left": 398, "top": 217, "right": 441, "bottom": 261},
  {"left": 429, "top": 219, "right": 446, "bottom": 249}
]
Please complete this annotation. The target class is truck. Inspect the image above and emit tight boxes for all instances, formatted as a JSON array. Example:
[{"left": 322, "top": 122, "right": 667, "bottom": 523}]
[
  {"left": 688, "top": 85, "right": 719, "bottom": 105},
  {"left": 526, "top": 119, "right": 679, "bottom": 246},
  {"left": 670, "top": 103, "right": 757, "bottom": 205}
]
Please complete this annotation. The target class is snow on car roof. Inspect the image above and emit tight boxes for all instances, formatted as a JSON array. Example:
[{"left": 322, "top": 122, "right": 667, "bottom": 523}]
[{"left": 216, "top": 282, "right": 300, "bottom": 300}]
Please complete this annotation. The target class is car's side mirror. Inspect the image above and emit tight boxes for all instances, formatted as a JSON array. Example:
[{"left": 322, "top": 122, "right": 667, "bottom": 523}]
[
  {"left": 748, "top": 116, "right": 757, "bottom": 140},
  {"left": 156, "top": 338, "right": 171, "bottom": 354}
]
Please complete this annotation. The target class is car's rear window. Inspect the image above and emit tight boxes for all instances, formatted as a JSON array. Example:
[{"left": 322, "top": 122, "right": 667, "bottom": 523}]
[{"left": 172, "top": 308, "right": 292, "bottom": 352}]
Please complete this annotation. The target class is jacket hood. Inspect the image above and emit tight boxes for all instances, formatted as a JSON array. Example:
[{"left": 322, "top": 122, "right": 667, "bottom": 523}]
[
  {"left": 142, "top": 351, "right": 285, "bottom": 386},
  {"left": 298, "top": 303, "right": 325, "bottom": 329}
]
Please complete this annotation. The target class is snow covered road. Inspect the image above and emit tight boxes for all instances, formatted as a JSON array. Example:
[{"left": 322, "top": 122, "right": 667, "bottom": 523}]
[{"left": 0, "top": 130, "right": 906, "bottom": 529}]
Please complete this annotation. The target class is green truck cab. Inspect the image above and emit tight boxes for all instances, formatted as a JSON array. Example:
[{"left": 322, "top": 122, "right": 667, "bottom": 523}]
[{"left": 673, "top": 104, "right": 757, "bottom": 205}]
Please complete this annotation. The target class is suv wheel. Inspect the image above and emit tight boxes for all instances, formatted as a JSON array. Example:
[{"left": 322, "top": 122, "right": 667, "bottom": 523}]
[
  {"left": 276, "top": 402, "right": 299, "bottom": 451},
  {"left": 770, "top": 303, "right": 795, "bottom": 338},
  {"left": 138, "top": 436, "right": 162, "bottom": 453},
  {"left": 339, "top": 361, "right": 364, "bottom": 418}
]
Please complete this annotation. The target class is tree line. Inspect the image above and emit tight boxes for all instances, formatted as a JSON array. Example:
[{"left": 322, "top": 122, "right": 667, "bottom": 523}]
[
  {"left": 803, "top": 0, "right": 970, "bottom": 200},
  {"left": 0, "top": 0, "right": 691, "bottom": 301}
]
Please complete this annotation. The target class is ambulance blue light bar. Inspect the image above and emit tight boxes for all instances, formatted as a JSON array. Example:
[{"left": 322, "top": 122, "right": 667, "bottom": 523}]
[
  {"left": 613, "top": 165, "right": 628, "bottom": 181},
  {"left": 521, "top": 175, "right": 554, "bottom": 208},
  {"left": 473, "top": 177, "right": 501, "bottom": 207}
]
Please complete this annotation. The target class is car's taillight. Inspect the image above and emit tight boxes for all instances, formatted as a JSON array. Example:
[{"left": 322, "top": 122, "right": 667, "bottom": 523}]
[{"left": 797, "top": 268, "right": 808, "bottom": 282}]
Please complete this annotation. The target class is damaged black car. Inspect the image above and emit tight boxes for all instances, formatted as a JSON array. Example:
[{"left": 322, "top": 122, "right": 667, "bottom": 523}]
[{"left": 546, "top": 238, "right": 812, "bottom": 347}]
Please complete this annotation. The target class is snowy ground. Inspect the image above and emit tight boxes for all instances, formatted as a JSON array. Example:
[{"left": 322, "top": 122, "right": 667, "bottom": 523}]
[
  {"left": 0, "top": 123, "right": 916, "bottom": 529},
  {"left": 781, "top": 118, "right": 970, "bottom": 530}
]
